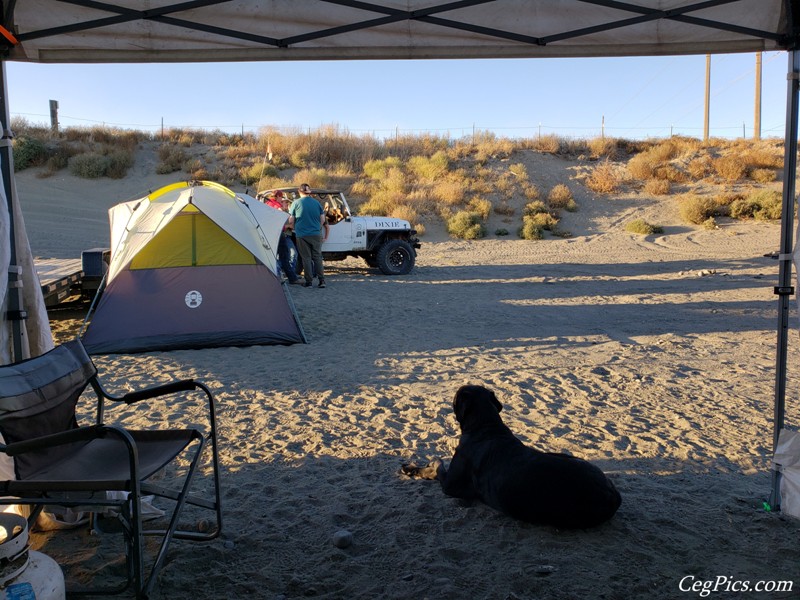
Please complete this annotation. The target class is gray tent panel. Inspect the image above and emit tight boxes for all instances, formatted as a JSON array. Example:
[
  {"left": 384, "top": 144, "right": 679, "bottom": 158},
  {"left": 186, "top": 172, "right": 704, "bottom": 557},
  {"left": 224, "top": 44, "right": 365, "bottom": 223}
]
[{"left": 82, "top": 264, "right": 304, "bottom": 354}]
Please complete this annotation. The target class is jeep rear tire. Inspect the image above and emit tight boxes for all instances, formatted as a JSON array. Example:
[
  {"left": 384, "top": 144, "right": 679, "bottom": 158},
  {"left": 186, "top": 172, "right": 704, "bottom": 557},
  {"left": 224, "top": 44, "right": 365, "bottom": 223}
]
[{"left": 376, "top": 239, "right": 415, "bottom": 275}]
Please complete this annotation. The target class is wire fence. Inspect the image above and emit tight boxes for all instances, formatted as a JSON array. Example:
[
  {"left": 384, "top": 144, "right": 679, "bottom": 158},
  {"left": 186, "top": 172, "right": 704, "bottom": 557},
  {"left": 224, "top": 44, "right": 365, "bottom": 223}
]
[{"left": 11, "top": 111, "right": 787, "bottom": 141}]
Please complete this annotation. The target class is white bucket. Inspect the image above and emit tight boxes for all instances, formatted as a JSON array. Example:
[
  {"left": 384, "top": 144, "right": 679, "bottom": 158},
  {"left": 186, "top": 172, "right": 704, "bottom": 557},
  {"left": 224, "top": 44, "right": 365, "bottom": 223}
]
[{"left": 0, "top": 513, "right": 65, "bottom": 600}]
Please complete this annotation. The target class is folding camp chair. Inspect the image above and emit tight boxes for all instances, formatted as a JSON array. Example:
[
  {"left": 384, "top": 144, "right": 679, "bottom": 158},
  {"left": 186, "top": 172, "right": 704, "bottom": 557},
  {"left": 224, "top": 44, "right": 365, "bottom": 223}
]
[{"left": 0, "top": 338, "right": 222, "bottom": 599}]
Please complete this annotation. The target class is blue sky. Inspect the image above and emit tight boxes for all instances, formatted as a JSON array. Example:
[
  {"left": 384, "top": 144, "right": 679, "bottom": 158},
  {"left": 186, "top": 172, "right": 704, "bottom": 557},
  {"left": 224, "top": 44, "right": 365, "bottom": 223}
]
[{"left": 6, "top": 51, "right": 790, "bottom": 140}]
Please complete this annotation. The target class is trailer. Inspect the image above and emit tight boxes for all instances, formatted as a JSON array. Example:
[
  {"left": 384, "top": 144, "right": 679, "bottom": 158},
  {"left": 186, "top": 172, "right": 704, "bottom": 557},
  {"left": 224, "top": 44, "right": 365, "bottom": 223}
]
[{"left": 35, "top": 248, "right": 110, "bottom": 308}]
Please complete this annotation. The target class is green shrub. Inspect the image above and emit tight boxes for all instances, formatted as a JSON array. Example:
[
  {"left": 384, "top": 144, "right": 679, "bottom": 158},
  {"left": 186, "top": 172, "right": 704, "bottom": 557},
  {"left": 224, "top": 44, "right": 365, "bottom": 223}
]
[
  {"left": 730, "top": 190, "right": 782, "bottom": 221},
  {"left": 105, "top": 149, "right": 134, "bottom": 179},
  {"left": 625, "top": 219, "right": 664, "bottom": 235},
  {"left": 69, "top": 152, "right": 110, "bottom": 179},
  {"left": 157, "top": 144, "right": 188, "bottom": 174},
  {"left": 468, "top": 197, "right": 493, "bottom": 220},
  {"left": 447, "top": 211, "right": 486, "bottom": 239},
  {"left": 495, "top": 228, "right": 509, "bottom": 236},
  {"left": 407, "top": 151, "right": 449, "bottom": 180},
  {"left": 548, "top": 184, "right": 576, "bottom": 210},
  {"left": 523, "top": 201, "right": 548, "bottom": 216},
  {"left": 13, "top": 136, "right": 48, "bottom": 170}
]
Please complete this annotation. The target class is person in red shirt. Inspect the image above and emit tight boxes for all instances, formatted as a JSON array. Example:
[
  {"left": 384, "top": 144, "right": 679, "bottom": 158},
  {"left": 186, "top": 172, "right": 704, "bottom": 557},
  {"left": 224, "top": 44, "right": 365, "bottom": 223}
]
[{"left": 264, "top": 190, "right": 300, "bottom": 284}]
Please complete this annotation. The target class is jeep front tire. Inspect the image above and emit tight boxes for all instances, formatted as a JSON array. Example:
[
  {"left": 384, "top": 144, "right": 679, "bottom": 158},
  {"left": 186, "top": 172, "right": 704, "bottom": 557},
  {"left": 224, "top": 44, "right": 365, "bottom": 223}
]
[{"left": 376, "top": 239, "right": 415, "bottom": 275}]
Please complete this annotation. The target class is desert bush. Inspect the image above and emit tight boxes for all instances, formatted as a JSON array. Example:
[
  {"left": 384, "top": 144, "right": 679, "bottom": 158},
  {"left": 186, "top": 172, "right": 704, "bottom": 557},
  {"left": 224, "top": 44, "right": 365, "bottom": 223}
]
[
  {"left": 157, "top": 144, "right": 188, "bottom": 174},
  {"left": 432, "top": 179, "right": 466, "bottom": 205},
  {"left": 548, "top": 184, "right": 576, "bottom": 211},
  {"left": 644, "top": 178, "right": 670, "bottom": 195},
  {"left": 524, "top": 211, "right": 559, "bottom": 231},
  {"left": 585, "top": 160, "right": 618, "bottom": 194},
  {"left": 531, "top": 134, "right": 562, "bottom": 154},
  {"left": 703, "top": 217, "right": 718, "bottom": 230},
  {"left": 105, "top": 149, "right": 134, "bottom": 179},
  {"left": 654, "top": 164, "right": 687, "bottom": 183},
  {"left": 363, "top": 156, "right": 403, "bottom": 180},
  {"left": 627, "top": 151, "right": 658, "bottom": 180},
  {"left": 679, "top": 194, "right": 717, "bottom": 225},
  {"left": 730, "top": 190, "right": 782, "bottom": 221},
  {"left": 389, "top": 204, "right": 419, "bottom": 224},
  {"left": 518, "top": 216, "right": 545, "bottom": 240},
  {"left": 468, "top": 197, "right": 493, "bottom": 221},
  {"left": 687, "top": 155, "right": 713, "bottom": 180},
  {"left": 509, "top": 163, "right": 529, "bottom": 180},
  {"left": 749, "top": 168, "right": 776, "bottom": 184},
  {"left": 588, "top": 136, "right": 617, "bottom": 159},
  {"left": 523, "top": 183, "right": 542, "bottom": 201},
  {"left": 293, "top": 167, "right": 329, "bottom": 188},
  {"left": 407, "top": 151, "right": 449, "bottom": 180},
  {"left": 523, "top": 201, "right": 548, "bottom": 217},
  {"left": 625, "top": 219, "right": 663, "bottom": 235},
  {"left": 447, "top": 211, "right": 486, "bottom": 239},
  {"left": 495, "top": 228, "right": 509, "bottom": 236},
  {"left": 68, "top": 152, "right": 110, "bottom": 178},
  {"left": 713, "top": 155, "right": 746, "bottom": 181},
  {"left": 13, "top": 137, "right": 49, "bottom": 171}
]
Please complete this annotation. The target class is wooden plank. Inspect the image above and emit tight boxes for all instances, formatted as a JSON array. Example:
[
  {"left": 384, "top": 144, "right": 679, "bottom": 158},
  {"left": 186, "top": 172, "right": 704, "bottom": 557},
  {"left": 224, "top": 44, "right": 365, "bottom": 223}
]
[{"left": 35, "top": 258, "right": 84, "bottom": 306}]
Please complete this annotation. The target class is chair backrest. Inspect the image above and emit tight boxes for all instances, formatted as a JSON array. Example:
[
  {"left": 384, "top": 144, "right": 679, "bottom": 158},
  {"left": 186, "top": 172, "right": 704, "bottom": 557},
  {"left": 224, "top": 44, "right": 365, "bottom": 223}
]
[{"left": 0, "top": 339, "right": 97, "bottom": 479}]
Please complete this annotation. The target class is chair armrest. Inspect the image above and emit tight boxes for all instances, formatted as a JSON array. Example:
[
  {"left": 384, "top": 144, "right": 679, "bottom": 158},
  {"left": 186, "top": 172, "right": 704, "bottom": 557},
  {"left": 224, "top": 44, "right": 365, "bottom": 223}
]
[
  {"left": 0, "top": 425, "right": 128, "bottom": 457},
  {"left": 119, "top": 379, "right": 199, "bottom": 404}
]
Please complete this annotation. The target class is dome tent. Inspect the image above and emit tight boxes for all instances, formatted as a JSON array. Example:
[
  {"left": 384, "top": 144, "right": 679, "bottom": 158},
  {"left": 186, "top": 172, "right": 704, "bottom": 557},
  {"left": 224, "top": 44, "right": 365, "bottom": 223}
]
[{"left": 81, "top": 181, "right": 306, "bottom": 354}]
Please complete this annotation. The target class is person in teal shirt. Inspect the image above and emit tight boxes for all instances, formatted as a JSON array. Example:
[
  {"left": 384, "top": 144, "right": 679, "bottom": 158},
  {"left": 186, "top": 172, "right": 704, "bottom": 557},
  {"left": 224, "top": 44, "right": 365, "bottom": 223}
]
[{"left": 288, "top": 183, "right": 329, "bottom": 288}]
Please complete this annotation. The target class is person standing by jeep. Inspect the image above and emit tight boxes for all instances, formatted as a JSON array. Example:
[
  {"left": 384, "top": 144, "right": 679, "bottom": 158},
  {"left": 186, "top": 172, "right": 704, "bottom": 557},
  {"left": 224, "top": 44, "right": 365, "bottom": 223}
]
[{"left": 288, "top": 183, "right": 329, "bottom": 288}]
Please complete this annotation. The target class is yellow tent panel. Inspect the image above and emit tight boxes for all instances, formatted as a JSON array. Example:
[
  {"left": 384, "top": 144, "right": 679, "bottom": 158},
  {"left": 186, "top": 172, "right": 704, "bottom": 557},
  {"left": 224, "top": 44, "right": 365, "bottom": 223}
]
[{"left": 130, "top": 212, "right": 256, "bottom": 269}]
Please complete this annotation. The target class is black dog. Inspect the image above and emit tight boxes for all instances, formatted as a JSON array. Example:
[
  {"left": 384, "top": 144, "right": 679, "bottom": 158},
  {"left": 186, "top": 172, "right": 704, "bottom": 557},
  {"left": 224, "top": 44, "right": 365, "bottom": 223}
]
[{"left": 403, "top": 385, "right": 621, "bottom": 529}]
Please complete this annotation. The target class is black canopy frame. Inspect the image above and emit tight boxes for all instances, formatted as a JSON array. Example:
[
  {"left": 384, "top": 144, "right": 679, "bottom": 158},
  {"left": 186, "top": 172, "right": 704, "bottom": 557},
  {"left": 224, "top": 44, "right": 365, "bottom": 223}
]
[{"left": 2, "top": 0, "right": 800, "bottom": 510}]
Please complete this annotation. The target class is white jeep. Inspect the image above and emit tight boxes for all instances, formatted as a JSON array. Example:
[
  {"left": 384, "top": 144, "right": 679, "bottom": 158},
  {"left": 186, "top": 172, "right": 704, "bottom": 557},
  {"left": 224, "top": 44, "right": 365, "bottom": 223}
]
[{"left": 258, "top": 187, "right": 421, "bottom": 275}]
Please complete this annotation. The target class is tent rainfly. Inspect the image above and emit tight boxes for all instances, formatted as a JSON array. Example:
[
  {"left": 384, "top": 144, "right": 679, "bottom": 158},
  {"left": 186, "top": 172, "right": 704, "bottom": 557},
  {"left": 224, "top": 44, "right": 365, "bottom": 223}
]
[{"left": 81, "top": 181, "right": 306, "bottom": 354}]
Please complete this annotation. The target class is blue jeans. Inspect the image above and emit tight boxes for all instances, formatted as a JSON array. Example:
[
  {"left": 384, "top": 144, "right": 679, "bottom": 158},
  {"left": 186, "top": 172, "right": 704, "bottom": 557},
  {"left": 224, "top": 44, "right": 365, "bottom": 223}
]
[{"left": 278, "top": 233, "right": 299, "bottom": 281}]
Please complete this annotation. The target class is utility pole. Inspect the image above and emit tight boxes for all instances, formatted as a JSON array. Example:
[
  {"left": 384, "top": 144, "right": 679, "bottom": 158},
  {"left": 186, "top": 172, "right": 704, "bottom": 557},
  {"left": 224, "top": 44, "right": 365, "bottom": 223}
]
[
  {"left": 754, "top": 52, "right": 762, "bottom": 139},
  {"left": 704, "top": 54, "right": 711, "bottom": 141},
  {"left": 49, "top": 100, "right": 59, "bottom": 133}
]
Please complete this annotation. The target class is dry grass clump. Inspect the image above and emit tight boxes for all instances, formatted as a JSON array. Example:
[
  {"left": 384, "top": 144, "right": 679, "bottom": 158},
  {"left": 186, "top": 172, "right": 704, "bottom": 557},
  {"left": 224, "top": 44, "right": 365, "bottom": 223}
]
[
  {"left": 644, "top": 178, "right": 670, "bottom": 195},
  {"left": 627, "top": 151, "right": 659, "bottom": 180},
  {"left": 687, "top": 154, "right": 714, "bottom": 179},
  {"left": 548, "top": 184, "right": 577, "bottom": 211},
  {"left": 625, "top": 219, "right": 664, "bottom": 235},
  {"left": 588, "top": 136, "right": 618, "bottom": 159},
  {"left": 523, "top": 183, "right": 542, "bottom": 201},
  {"left": 585, "top": 160, "right": 619, "bottom": 194},
  {"left": 713, "top": 155, "right": 747, "bottom": 181},
  {"left": 678, "top": 194, "right": 718, "bottom": 225},
  {"left": 407, "top": 151, "right": 449, "bottom": 181},
  {"left": 750, "top": 168, "right": 777, "bottom": 184},
  {"left": 508, "top": 163, "right": 529, "bottom": 180},
  {"left": 531, "top": 134, "right": 562, "bottom": 154},
  {"left": 157, "top": 144, "right": 188, "bottom": 174}
]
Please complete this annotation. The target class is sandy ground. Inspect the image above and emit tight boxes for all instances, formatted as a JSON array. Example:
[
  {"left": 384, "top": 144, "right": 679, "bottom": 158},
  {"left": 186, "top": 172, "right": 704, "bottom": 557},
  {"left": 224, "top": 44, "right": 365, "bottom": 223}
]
[{"left": 15, "top": 161, "right": 800, "bottom": 599}]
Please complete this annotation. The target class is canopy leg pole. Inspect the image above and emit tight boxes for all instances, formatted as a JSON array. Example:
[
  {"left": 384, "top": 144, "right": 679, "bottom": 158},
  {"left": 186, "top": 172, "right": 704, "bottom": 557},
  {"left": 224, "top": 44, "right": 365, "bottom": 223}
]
[
  {"left": 0, "top": 60, "right": 27, "bottom": 362},
  {"left": 769, "top": 48, "right": 800, "bottom": 511}
]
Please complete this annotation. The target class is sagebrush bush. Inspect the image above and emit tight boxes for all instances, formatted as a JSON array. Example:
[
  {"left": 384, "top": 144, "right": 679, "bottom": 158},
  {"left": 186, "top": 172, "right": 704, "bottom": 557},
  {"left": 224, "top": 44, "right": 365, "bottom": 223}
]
[
  {"left": 585, "top": 160, "right": 618, "bottom": 194},
  {"left": 679, "top": 194, "right": 718, "bottom": 225},
  {"left": 644, "top": 178, "right": 670, "bottom": 195},
  {"left": 519, "top": 216, "right": 544, "bottom": 240},
  {"left": 687, "top": 155, "right": 713, "bottom": 180},
  {"left": 468, "top": 197, "right": 492, "bottom": 220},
  {"left": 69, "top": 152, "right": 110, "bottom": 178},
  {"left": 447, "top": 211, "right": 486, "bottom": 239},
  {"left": 105, "top": 149, "right": 134, "bottom": 179},
  {"left": 713, "top": 155, "right": 746, "bottom": 181},
  {"left": 750, "top": 168, "right": 776, "bottom": 184},
  {"left": 13, "top": 137, "right": 48, "bottom": 170},
  {"left": 523, "top": 183, "right": 542, "bottom": 201},
  {"left": 157, "top": 144, "right": 188, "bottom": 174},
  {"left": 730, "top": 190, "right": 782, "bottom": 221},
  {"left": 509, "top": 163, "right": 528, "bottom": 180},
  {"left": 523, "top": 201, "right": 548, "bottom": 216},
  {"left": 407, "top": 151, "right": 448, "bottom": 180},
  {"left": 548, "top": 184, "right": 576, "bottom": 211},
  {"left": 524, "top": 211, "right": 559, "bottom": 231},
  {"left": 625, "top": 219, "right": 664, "bottom": 235}
]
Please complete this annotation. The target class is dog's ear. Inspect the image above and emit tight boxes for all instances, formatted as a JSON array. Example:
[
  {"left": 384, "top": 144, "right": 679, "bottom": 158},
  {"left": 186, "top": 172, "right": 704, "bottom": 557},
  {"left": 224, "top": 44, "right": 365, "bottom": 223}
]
[{"left": 489, "top": 389, "right": 503, "bottom": 413}]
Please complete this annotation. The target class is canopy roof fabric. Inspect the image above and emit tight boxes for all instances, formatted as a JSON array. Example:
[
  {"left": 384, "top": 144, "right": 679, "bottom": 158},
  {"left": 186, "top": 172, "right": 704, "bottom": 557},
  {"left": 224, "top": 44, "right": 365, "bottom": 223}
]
[{"left": 4, "top": 1, "right": 798, "bottom": 64}]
